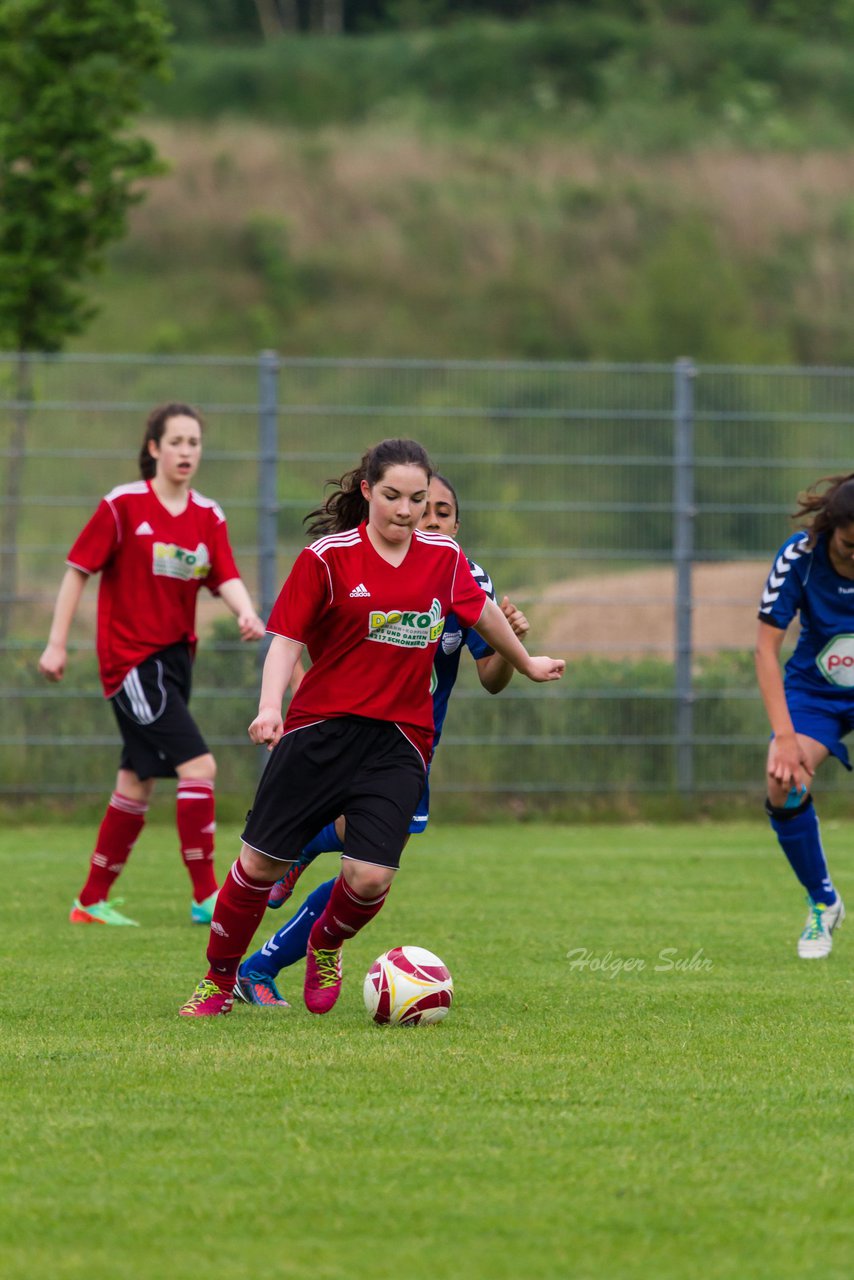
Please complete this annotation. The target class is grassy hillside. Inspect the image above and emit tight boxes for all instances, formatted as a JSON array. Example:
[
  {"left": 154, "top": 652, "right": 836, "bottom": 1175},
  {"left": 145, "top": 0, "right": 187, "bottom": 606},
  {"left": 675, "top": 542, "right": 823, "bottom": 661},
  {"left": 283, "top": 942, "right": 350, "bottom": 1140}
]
[{"left": 75, "top": 118, "right": 854, "bottom": 363}]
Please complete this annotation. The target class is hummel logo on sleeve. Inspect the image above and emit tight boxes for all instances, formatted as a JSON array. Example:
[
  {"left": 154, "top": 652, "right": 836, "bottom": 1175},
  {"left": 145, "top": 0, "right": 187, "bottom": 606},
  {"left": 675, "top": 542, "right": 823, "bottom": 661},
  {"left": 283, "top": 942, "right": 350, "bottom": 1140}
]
[
  {"left": 759, "top": 534, "right": 809, "bottom": 613},
  {"left": 467, "top": 558, "right": 496, "bottom": 601},
  {"left": 135, "top": 521, "right": 154, "bottom": 536},
  {"left": 349, "top": 583, "right": 371, "bottom": 598}
]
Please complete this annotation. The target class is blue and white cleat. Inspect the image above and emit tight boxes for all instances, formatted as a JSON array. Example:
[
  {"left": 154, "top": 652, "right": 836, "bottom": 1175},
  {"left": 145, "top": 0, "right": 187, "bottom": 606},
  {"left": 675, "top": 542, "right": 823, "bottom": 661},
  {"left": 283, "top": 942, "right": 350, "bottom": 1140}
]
[
  {"left": 234, "top": 969, "right": 290, "bottom": 1008},
  {"left": 797, "top": 894, "right": 845, "bottom": 959}
]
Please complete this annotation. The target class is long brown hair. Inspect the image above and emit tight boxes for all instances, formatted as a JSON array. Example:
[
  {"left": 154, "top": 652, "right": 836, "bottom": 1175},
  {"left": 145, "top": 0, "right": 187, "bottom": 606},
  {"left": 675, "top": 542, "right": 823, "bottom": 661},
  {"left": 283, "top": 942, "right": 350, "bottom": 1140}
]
[
  {"left": 138, "top": 403, "right": 203, "bottom": 480},
  {"left": 305, "top": 438, "right": 433, "bottom": 537},
  {"left": 793, "top": 473, "right": 854, "bottom": 545}
]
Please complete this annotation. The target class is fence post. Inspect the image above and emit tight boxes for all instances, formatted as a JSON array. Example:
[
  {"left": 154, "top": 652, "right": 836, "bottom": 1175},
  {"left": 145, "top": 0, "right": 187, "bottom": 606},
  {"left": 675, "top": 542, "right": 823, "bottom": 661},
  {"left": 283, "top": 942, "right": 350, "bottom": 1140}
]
[
  {"left": 257, "top": 350, "right": 280, "bottom": 623},
  {"left": 673, "top": 357, "right": 696, "bottom": 796}
]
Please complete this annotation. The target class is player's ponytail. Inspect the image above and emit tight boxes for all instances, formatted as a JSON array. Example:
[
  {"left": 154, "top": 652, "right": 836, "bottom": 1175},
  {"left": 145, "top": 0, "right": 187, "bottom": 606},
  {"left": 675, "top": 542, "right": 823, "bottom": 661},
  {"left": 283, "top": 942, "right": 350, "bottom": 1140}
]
[
  {"left": 139, "top": 403, "right": 203, "bottom": 479},
  {"left": 794, "top": 472, "right": 854, "bottom": 544},
  {"left": 305, "top": 438, "right": 433, "bottom": 537}
]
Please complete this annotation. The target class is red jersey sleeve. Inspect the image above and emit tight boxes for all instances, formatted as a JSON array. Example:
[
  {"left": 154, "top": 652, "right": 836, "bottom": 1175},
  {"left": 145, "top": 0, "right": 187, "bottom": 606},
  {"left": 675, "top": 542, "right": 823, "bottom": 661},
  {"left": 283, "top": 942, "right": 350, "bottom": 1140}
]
[
  {"left": 451, "top": 547, "right": 488, "bottom": 628},
  {"left": 266, "top": 548, "right": 331, "bottom": 641},
  {"left": 204, "top": 508, "right": 240, "bottom": 594},
  {"left": 66, "top": 499, "right": 121, "bottom": 575}
]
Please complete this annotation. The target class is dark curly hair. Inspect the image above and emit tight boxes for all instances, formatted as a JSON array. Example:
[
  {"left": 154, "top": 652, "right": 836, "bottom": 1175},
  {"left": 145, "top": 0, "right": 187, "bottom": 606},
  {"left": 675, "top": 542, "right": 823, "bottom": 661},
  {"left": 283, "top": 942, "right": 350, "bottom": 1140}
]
[
  {"left": 793, "top": 473, "right": 854, "bottom": 546},
  {"left": 305, "top": 438, "right": 433, "bottom": 537}
]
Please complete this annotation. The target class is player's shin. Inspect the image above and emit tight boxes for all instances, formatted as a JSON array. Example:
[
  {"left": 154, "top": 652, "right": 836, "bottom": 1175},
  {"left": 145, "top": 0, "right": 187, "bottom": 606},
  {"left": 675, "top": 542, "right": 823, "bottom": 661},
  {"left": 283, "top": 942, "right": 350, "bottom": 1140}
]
[
  {"left": 177, "top": 778, "right": 218, "bottom": 903},
  {"left": 245, "top": 879, "right": 336, "bottom": 978},
  {"left": 765, "top": 792, "right": 836, "bottom": 904},
  {"left": 204, "top": 860, "right": 273, "bottom": 992},
  {"left": 309, "top": 874, "right": 390, "bottom": 950},
  {"left": 78, "top": 792, "right": 148, "bottom": 906}
]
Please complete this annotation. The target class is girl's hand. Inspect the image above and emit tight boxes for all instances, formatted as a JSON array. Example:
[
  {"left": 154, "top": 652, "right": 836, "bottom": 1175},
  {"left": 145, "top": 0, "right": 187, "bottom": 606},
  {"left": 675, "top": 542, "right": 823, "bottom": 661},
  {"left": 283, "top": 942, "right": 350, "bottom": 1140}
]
[
  {"left": 238, "top": 612, "right": 266, "bottom": 642},
  {"left": 523, "top": 656, "right": 565, "bottom": 682},
  {"left": 500, "top": 596, "right": 530, "bottom": 640},
  {"left": 768, "top": 731, "right": 814, "bottom": 793},
  {"left": 248, "top": 706, "right": 284, "bottom": 749},
  {"left": 38, "top": 642, "right": 67, "bottom": 682}
]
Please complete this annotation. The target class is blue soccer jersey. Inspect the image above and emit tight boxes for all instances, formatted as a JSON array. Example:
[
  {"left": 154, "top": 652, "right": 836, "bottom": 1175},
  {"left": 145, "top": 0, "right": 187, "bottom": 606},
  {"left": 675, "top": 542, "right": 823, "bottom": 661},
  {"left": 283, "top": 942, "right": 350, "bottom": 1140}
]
[
  {"left": 430, "top": 558, "right": 496, "bottom": 747},
  {"left": 758, "top": 530, "right": 854, "bottom": 696},
  {"left": 409, "top": 558, "right": 497, "bottom": 832}
]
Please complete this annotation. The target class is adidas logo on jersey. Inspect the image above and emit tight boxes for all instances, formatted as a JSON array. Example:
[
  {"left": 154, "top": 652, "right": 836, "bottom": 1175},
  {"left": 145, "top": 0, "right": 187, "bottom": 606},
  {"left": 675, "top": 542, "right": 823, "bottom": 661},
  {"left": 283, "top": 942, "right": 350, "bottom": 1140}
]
[
  {"left": 135, "top": 521, "right": 154, "bottom": 536},
  {"left": 349, "top": 583, "right": 371, "bottom": 597}
]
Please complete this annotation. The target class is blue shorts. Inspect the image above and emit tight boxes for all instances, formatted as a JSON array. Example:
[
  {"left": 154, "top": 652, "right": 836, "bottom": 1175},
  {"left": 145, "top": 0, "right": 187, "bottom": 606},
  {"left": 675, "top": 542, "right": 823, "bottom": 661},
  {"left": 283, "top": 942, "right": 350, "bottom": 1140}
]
[
  {"left": 408, "top": 772, "right": 430, "bottom": 835},
  {"left": 783, "top": 687, "right": 854, "bottom": 771}
]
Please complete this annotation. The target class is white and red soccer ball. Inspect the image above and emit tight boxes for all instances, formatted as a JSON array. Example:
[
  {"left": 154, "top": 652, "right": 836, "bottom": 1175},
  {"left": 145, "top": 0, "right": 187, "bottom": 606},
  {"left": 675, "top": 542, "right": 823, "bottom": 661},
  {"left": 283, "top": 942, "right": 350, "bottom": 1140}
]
[{"left": 363, "top": 946, "right": 454, "bottom": 1025}]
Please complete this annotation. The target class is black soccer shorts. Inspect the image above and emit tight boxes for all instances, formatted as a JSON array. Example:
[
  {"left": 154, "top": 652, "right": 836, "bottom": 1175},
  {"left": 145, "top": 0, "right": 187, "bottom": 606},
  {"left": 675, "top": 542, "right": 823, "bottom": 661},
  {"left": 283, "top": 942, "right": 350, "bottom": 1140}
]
[
  {"left": 110, "top": 642, "right": 210, "bottom": 780},
  {"left": 242, "top": 716, "right": 426, "bottom": 870}
]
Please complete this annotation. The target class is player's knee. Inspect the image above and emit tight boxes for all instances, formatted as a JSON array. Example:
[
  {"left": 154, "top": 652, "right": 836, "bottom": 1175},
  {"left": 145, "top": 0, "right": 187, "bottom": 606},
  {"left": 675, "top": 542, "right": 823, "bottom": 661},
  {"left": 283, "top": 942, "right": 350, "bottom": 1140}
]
[
  {"left": 178, "top": 752, "right": 217, "bottom": 782},
  {"left": 765, "top": 787, "right": 812, "bottom": 821},
  {"left": 343, "top": 861, "right": 395, "bottom": 898},
  {"left": 239, "top": 843, "right": 284, "bottom": 883},
  {"left": 116, "top": 769, "right": 154, "bottom": 803}
]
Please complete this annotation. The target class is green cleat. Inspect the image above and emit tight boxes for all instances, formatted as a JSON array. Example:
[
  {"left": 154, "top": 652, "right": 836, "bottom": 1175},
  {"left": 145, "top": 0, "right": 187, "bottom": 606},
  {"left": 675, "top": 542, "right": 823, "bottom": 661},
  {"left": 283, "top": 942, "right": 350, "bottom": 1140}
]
[
  {"left": 69, "top": 898, "right": 139, "bottom": 926},
  {"left": 191, "top": 890, "right": 218, "bottom": 925}
]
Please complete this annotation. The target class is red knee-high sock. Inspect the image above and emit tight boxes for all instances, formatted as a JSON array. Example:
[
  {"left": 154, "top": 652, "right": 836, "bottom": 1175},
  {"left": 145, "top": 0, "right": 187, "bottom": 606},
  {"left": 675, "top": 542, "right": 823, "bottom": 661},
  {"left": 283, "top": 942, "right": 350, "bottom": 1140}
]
[
  {"left": 309, "top": 874, "right": 390, "bottom": 950},
  {"left": 79, "top": 792, "right": 148, "bottom": 906},
  {"left": 176, "top": 778, "right": 218, "bottom": 903},
  {"left": 205, "top": 860, "right": 272, "bottom": 991}
]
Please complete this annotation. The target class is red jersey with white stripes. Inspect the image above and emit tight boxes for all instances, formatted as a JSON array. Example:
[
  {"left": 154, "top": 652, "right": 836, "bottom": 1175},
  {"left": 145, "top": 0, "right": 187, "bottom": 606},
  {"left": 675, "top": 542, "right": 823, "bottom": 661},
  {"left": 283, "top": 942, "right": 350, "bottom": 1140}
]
[
  {"left": 67, "top": 480, "right": 240, "bottom": 696},
  {"left": 268, "top": 522, "right": 487, "bottom": 765}
]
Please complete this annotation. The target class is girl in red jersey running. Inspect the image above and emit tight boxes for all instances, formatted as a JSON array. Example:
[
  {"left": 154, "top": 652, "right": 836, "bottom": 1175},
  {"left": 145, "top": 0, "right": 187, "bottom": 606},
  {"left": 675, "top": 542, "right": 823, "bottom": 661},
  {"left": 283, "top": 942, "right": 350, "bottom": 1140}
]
[
  {"left": 180, "top": 437, "right": 565, "bottom": 1018},
  {"left": 39, "top": 403, "right": 266, "bottom": 927}
]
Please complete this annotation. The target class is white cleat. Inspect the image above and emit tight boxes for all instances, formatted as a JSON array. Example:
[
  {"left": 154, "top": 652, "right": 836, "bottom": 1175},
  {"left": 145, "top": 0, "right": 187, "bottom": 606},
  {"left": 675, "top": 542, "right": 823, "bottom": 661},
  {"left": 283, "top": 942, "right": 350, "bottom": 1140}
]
[{"left": 797, "top": 895, "right": 845, "bottom": 959}]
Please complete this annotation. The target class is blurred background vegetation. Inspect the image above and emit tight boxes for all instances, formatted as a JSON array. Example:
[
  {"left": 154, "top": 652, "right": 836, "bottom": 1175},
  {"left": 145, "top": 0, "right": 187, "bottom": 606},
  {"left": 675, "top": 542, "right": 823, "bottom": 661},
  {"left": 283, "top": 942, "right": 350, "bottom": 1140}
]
[
  {"left": 68, "top": 0, "right": 854, "bottom": 365},
  {"left": 8, "top": 2, "right": 854, "bottom": 816}
]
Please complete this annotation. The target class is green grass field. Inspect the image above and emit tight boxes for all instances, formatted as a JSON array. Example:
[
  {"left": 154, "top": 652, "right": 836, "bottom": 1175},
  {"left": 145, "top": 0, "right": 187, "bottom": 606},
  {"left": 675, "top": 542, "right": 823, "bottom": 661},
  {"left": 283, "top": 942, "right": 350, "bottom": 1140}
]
[{"left": 2, "top": 821, "right": 851, "bottom": 1280}]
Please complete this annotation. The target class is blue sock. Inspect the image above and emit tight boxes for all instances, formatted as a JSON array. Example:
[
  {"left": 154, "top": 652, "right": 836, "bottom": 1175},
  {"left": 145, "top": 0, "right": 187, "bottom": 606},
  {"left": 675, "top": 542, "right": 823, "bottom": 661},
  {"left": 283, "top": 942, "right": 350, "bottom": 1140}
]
[
  {"left": 767, "top": 796, "right": 836, "bottom": 905},
  {"left": 240, "top": 879, "right": 336, "bottom": 979},
  {"left": 302, "top": 821, "right": 344, "bottom": 859}
]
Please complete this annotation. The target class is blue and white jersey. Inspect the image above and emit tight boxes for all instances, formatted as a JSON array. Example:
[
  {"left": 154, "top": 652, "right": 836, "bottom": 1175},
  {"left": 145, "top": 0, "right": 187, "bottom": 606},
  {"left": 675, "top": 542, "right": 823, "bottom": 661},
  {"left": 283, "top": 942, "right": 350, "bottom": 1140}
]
[
  {"left": 431, "top": 557, "right": 496, "bottom": 747},
  {"left": 758, "top": 530, "right": 854, "bottom": 694}
]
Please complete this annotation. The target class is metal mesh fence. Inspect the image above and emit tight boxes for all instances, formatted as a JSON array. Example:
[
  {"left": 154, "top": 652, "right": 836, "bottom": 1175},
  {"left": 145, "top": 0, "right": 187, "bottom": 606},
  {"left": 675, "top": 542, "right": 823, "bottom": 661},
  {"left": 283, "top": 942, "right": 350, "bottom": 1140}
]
[{"left": 3, "top": 352, "right": 854, "bottom": 810}]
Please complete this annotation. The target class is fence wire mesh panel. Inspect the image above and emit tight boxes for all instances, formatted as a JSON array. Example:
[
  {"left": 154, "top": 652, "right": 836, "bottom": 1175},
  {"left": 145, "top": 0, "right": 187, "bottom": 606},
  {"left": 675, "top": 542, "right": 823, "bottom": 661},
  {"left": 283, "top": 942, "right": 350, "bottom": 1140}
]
[{"left": 2, "top": 353, "right": 854, "bottom": 810}]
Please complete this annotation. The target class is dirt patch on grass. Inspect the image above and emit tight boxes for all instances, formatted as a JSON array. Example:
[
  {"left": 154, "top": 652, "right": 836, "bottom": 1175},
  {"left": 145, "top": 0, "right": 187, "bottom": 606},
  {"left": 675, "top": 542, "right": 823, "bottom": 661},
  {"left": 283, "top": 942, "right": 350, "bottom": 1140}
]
[{"left": 529, "top": 561, "right": 770, "bottom": 659}]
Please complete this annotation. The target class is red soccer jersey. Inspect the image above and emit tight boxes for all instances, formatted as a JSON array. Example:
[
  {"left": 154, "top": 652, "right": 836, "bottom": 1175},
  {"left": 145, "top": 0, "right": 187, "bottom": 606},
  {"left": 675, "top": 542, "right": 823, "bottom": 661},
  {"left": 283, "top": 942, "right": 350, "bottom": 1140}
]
[
  {"left": 67, "top": 480, "right": 240, "bottom": 696},
  {"left": 268, "top": 522, "right": 487, "bottom": 765}
]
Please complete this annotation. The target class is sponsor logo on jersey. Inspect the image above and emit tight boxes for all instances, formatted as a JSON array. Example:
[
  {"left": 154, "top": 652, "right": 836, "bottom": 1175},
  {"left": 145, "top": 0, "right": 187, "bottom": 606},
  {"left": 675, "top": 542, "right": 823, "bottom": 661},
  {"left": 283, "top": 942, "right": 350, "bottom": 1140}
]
[
  {"left": 152, "top": 541, "right": 211, "bottom": 581},
  {"left": 817, "top": 634, "right": 854, "bottom": 687},
  {"left": 349, "top": 582, "right": 371, "bottom": 597},
  {"left": 368, "top": 598, "right": 445, "bottom": 649}
]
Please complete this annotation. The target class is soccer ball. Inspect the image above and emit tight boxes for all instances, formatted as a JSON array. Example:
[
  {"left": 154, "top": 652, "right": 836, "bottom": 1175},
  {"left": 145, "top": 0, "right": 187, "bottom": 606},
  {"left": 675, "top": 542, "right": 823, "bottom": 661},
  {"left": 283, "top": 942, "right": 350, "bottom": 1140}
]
[{"left": 363, "top": 946, "right": 454, "bottom": 1025}]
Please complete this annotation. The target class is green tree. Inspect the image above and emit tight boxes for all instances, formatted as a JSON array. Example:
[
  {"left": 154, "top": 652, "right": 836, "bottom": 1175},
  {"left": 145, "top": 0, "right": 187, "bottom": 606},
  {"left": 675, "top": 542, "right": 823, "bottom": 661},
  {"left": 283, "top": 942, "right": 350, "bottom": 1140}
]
[{"left": 0, "top": 0, "right": 170, "bottom": 637}]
